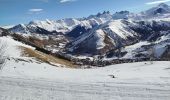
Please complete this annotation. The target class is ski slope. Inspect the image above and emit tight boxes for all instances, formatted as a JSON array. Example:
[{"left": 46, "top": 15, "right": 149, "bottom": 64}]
[
  {"left": 0, "top": 61, "right": 170, "bottom": 100},
  {"left": 0, "top": 36, "right": 170, "bottom": 100},
  {"left": 0, "top": 75, "right": 170, "bottom": 100}
]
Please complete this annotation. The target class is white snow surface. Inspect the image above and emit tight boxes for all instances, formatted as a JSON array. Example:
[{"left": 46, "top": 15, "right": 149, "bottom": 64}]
[
  {"left": 95, "top": 29, "right": 106, "bottom": 49},
  {"left": 0, "top": 36, "right": 170, "bottom": 100},
  {"left": 1, "top": 60, "right": 170, "bottom": 100},
  {"left": 107, "top": 20, "right": 136, "bottom": 39},
  {"left": 0, "top": 36, "right": 34, "bottom": 57},
  {"left": 1, "top": 59, "right": 170, "bottom": 83},
  {"left": 122, "top": 41, "right": 150, "bottom": 59}
]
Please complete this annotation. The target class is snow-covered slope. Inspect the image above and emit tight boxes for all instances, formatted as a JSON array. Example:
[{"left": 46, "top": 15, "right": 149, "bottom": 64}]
[
  {"left": 2, "top": 29, "right": 169, "bottom": 82},
  {"left": 9, "top": 24, "right": 30, "bottom": 34},
  {"left": 0, "top": 36, "right": 170, "bottom": 99},
  {"left": 1, "top": 56, "right": 170, "bottom": 100},
  {"left": 0, "top": 36, "right": 34, "bottom": 58},
  {"left": 1, "top": 36, "right": 170, "bottom": 98},
  {"left": 66, "top": 19, "right": 138, "bottom": 55},
  {"left": 104, "top": 19, "right": 170, "bottom": 59},
  {"left": 0, "top": 28, "right": 170, "bottom": 100}
]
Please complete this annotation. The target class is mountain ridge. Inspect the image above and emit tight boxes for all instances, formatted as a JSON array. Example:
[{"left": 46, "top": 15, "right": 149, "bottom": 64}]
[{"left": 5, "top": 3, "right": 170, "bottom": 65}]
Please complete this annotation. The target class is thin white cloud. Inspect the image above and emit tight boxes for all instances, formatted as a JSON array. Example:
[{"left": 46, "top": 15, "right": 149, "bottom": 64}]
[
  {"left": 146, "top": 0, "right": 170, "bottom": 5},
  {"left": 29, "top": 9, "right": 43, "bottom": 12},
  {"left": 60, "top": 0, "right": 76, "bottom": 3},
  {"left": 28, "top": 9, "right": 44, "bottom": 14}
]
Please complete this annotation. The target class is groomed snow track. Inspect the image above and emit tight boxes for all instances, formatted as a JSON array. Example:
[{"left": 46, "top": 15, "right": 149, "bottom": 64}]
[{"left": 0, "top": 77, "right": 170, "bottom": 100}]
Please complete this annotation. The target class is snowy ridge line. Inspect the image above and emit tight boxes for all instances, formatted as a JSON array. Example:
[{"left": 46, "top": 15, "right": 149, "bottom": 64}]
[{"left": 8, "top": 3, "right": 170, "bottom": 34}]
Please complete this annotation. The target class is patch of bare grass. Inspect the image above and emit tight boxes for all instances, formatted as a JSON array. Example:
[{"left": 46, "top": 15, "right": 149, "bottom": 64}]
[{"left": 19, "top": 46, "right": 77, "bottom": 68}]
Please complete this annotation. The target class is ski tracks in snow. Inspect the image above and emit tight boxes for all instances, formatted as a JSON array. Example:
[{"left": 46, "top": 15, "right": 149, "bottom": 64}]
[{"left": 0, "top": 77, "right": 170, "bottom": 100}]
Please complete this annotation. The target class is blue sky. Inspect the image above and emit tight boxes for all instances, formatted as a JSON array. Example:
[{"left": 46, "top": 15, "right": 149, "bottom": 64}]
[{"left": 1, "top": 0, "right": 170, "bottom": 26}]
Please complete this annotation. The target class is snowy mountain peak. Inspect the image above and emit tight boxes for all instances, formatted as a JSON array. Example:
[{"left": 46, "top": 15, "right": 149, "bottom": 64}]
[
  {"left": 115, "top": 11, "right": 130, "bottom": 14},
  {"left": 158, "top": 3, "right": 169, "bottom": 8},
  {"left": 9, "top": 24, "right": 30, "bottom": 34},
  {"left": 18, "top": 24, "right": 26, "bottom": 28},
  {"left": 96, "top": 11, "right": 111, "bottom": 17},
  {"left": 87, "top": 11, "right": 112, "bottom": 20},
  {"left": 145, "top": 3, "right": 170, "bottom": 15},
  {"left": 113, "top": 11, "right": 130, "bottom": 19}
]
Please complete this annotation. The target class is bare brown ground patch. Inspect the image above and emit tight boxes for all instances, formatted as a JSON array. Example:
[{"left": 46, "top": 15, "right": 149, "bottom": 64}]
[{"left": 19, "top": 46, "right": 77, "bottom": 68}]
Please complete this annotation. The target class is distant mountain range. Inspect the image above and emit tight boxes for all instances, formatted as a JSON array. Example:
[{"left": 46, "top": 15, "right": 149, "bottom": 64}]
[{"left": 4, "top": 3, "right": 170, "bottom": 61}]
